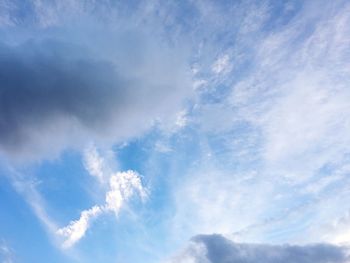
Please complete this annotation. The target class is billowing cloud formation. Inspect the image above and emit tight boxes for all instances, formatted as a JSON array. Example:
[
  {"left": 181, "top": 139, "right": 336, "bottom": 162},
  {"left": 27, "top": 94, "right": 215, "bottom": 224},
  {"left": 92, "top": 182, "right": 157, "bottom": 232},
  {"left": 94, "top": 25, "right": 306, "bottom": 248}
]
[
  {"left": 0, "top": 36, "right": 189, "bottom": 160},
  {"left": 171, "top": 234, "right": 350, "bottom": 263}
]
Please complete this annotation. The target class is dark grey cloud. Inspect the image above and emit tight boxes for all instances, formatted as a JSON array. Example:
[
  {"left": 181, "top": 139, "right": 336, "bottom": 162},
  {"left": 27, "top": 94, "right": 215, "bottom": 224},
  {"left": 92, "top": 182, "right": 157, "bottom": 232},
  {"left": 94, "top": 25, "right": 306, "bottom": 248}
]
[
  {"left": 171, "top": 234, "right": 350, "bottom": 263},
  {"left": 0, "top": 38, "right": 190, "bottom": 160}
]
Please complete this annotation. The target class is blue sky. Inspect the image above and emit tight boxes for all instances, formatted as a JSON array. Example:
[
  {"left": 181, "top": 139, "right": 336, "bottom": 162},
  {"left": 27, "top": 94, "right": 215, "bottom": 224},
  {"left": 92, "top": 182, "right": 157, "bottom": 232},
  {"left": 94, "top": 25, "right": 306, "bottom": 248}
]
[{"left": 1, "top": 0, "right": 350, "bottom": 262}]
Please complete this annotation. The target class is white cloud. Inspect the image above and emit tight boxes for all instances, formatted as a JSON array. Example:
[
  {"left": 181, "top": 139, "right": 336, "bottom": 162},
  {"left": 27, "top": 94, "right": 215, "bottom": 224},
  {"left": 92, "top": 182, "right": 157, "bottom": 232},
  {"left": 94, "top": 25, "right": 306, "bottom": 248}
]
[
  {"left": 261, "top": 71, "right": 350, "bottom": 181},
  {"left": 3, "top": 0, "right": 350, "bottom": 260},
  {"left": 154, "top": 141, "right": 173, "bottom": 153},
  {"left": 83, "top": 146, "right": 106, "bottom": 183},
  {"left": 175, "top": 110, "right": 188, "bottom": 129},
  {"left": 171, "top": 166, "right": 272, "bottom": 242},
  {"left": 211, "top": 54, "right": 231, "bottom": 74},
  {"left": 0, "top": 240, "right": 14, "bottom": 263},
  {"left": 192, "top": 79, "right": 207, "bottom": 90},
  {"left": 105, "top": 170, "right": 147, "bottom": 216},
  {"left": 166, "top": 0, "right": 350, "bottom": 249},
  {"left": 57, "top": 167, "right": 147, "bottom": 248},
  {"left": 8, "top": 168, "right": 59, "bottom": 235},
  {"left": 0, "top": 0, "right": 16, "bottom": 27},
  {"left": 5, "top": 147, "right": 147, "bottom": 250},
  {"left": 56, "top": 205, "right": 102, "bottom": 249},
  {"left": 330, "top": 212, "right": 350, "bottom": 245}
]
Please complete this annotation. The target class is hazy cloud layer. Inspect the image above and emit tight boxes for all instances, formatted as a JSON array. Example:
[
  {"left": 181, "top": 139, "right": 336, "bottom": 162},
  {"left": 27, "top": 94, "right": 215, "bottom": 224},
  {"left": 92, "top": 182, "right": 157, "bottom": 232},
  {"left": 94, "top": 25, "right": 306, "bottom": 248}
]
[{"left": 171, "top": 234, "right": 350, "bottom": 263}]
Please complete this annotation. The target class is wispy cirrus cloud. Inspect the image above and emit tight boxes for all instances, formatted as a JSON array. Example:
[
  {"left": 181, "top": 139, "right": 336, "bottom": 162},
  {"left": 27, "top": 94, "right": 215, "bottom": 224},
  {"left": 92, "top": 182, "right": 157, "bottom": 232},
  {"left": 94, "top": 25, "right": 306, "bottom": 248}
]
[
  {"left": 161, "top": 0, "right": 350, "bottom": 250},
  {"left": 83, "top": 146, "right": 109, "bottom": 183}
]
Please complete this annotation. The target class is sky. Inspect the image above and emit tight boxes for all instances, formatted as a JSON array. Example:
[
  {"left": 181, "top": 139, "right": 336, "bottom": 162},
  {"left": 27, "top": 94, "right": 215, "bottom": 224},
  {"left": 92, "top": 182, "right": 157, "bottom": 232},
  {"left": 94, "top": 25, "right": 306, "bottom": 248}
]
[{"left": 1, "top": 0, "right": 350, "bottom": 262}]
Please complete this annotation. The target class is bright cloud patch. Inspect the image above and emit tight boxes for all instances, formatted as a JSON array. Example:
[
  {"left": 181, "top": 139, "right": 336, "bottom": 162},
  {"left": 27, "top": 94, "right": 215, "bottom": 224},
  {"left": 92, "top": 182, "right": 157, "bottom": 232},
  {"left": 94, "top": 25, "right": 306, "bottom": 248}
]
[
  {"left": 212, "top": 54, "right": 231, "bottom": 75},
  {"left": 56, "top": 206, "right": 102, "bottom": 249},
  {"left": 57, "top": 170, "right": 146, "bottom": 248},
  {"left": 105, "top": 171, "right": 147, "bottom": 215},
  {"left": 57, "top": 148, "right": 146, "bottom": 248},
  {"left": 83, "top": 146, "right": 106, "bottom": 183}
]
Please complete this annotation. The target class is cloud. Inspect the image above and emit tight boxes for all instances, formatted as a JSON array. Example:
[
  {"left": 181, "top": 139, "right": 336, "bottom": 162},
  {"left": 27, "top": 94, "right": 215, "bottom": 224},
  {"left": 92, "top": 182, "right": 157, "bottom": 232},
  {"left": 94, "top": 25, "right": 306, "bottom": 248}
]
[
  {"left": 2, "top": 0, "right": 350, "bottom": 261},
  {"left": 8, "top": 168, "right": 59, "bottom": 235},
  {"left": 57, "top": 169, "right": 146, "bottom": 248},
  {"left": 5, "top": 146, "right": 147, "bottom": 250},
  {"left": 56, "top": 205, "right": 102, "bottom": 249},
  {"left": 322, "top": 210, "right": 350, "bottom": 245},
  {"left": 0, "top": 33, "right": 190, "bottom": 161},
  {"left": 211, "top": 54, "right": 231, "bottom": 75},
  {"left": 83, "top": 146, "right": 107, "bottom": 183},
  {"left": 170, "top": 234, "right": 350, "bottom": 263},
  {"left": 105, "top": 170, "right": 147, "bottom": 215},
  {"left": 0, "top": 0, "right": 116, "bottom": 28},
  {"left": 171, "top": 167, "right": 270, "bottom": 240},
  {"left": 167, "top": 0, "right": 350, "bottom": 246},
  {"left": 0, "top": 240, "right": 14, "bottom": 263}
]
